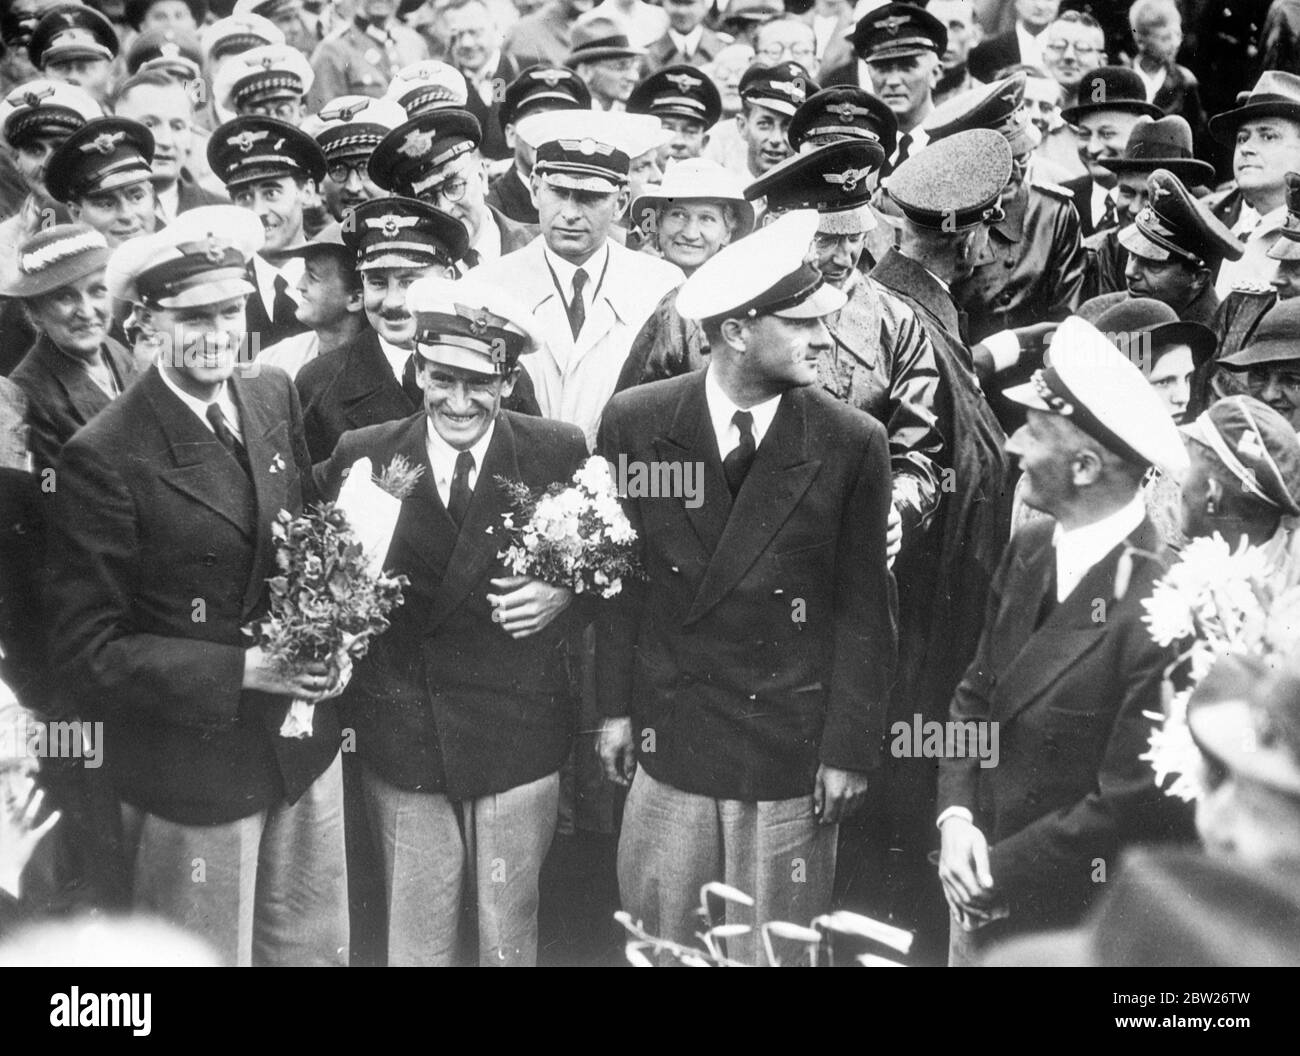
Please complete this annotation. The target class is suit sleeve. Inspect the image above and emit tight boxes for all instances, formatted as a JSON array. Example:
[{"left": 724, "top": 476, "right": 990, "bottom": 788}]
[
  {"left": 819, "top": 419, "right": 897, "bottom": 773},
  {"left": 45, "top": 441, "right": 246, "bottom": 730},
  {"left": 1048, "top": 198, "right": 1087, "bottom": 319},
  {"left": 21, "top": 393, "right": 66, "bottom": 479},
  {"left": 312, "top": 427, "right": 361, "bottom": 502}
]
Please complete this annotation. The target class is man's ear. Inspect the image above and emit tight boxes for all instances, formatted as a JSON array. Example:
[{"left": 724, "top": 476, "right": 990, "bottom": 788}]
[
  {"left": 68, "top": 202, "right": 83, "bottom": 221},
  {"left": 499, "top": 366, "right": 520, "bottom": 398},
  {"left": 528, "top": 172, "right": 541, "bottom": 208},
  {"left": 719, "top": 316, "right": 749, "bottom": 352},
  {"left": 1188, "top": 264, "right": 1212, "bottom": 296},
  {"left": 701, "top": 130, "right": 711, "bottom": 151},
  {"left": 345, "top": 285, "right": 364, "bottom": 313},
  {"left": 1071, "top": 447, "right": 1104, "bottom": 488},
  {"left": 614, "top": 186, "right": 631, "bottom": 221}
]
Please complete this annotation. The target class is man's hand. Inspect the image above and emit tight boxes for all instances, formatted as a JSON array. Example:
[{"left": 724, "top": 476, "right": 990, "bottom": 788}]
[
  {"left": 813, "top": 764, "right": 870, "bottom": 825},
  {"left": 886, "top": 502, "right": 902, "bottom": 569},
  {"left": 487, "top": 576, "right": 573, "bottom": 638},
  {"left": 938, "top": 814, "right": 996, "bottom": 913},
  {"left": 597, "top": 717, "right": 636, "bottom": 786},
  {"left": 0, "top": 778, "right": 61, "bottom": 900},
  {"left": 242, "top": 646, "right": 336, "bottom": 699}
]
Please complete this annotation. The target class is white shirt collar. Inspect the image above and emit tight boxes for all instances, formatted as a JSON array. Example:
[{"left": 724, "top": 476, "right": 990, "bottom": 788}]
[
  {"left": 542, "top": 241, "right": 609, "bottom": 304},
  {"left": 669, "top": 25, "right": 704, "bottom": 56},
  {"left": 886, "top": 122, "right": 928, "bottom": 166},
  {"left": 157, "top": 180, "right": 180, "bottom": 224},
  {"left": 158, "top": 366, "right": 243, "bottom": 444},
  {"left": 425, "top": 417, "right": 496, "bottom": 507},
  {"left": 1016, "top": 22, "right": 1044, "bottom": 68},
  {"left": 377, "top": 334, "right": 409, "bottom": 382},
  {"left": 470, "top": 208, "right": 503, "bottom": 266},
  {"left": 704, "top": 363, "right": 782, "bottom": 459},
  {"left": 1051, "top": 491, "right": 1147, "bottom": 602},
  {"left": 252, "top": 253, "right": 304, "bottom": 314},
  {"left": 1090, "top": 180, "right": 1117, "bottom": 226}
]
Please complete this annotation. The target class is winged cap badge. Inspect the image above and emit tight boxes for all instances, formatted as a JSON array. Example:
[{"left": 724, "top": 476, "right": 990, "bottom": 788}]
[
  {"left": 230, "top": 129, "right": 268, "bottom": 152},
  {"left": 532, "top": 68, "right": 565, "bottom": 87},
  {"left": 664, "top": 73, "right": 700, "bottom": 92},
  {"left": 17, "top": 85, "right": 55, "bottom": 109},
  {"left": 880, "top": 15, "right": 909, "bottom": 35},
  {"left": 83, "top": 130, "right": 125, "bottom": 155},
  {"left": 833, "top": 102, "right": 860, "bottom": 123},
  {"left": 323, "top": 99, "right": 368, "bottom": 122},
  {"left": 399, "top": 128, "right": 436, "bottom": 157},
  {"left": 203, "top": 233, "right": 226, "bottom": 263},
  {"left": 824, "top": 166, "right": 871, "bottom": 193}
]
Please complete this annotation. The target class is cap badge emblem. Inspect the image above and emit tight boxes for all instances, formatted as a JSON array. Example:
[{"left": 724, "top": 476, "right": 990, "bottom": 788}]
[
  {"left": 880, "top": 15, "right": 908, "bottom": 35},
  {"left": 834, "top": 102, "right": 860, "bottom": 122},
  {"left": 771, "top": 81, "right": 803, "bottom": 101},
  {"left": 1031, "top": 370, "right": 1073, "bottom": 417},
  {"left": 18, "top": 86, "right": 55, "bottom": 109},
  {"left": 160, "top": 41, "right": 181, "bottom": 58},
  {"left": 533, "top": 68, "right": 564, "bottom": 87},
  {"left": 1238, "top": 429, "right": 1266, "bottom": 463},
  {"left": 203, "top": 233, "right": 226, "bottom": 263},
  {"left": 579, "top": 138, "right": 596, "bottom": 155},
  {"left": 665, "top": 73, "right": 699, "bottom": 92},
  {"left": 464, "top": 306, "right": 491, "bottom": 335},
  {"left": 399, "top": 128, "right": 436, "bottom": 157},
  {"left": 259, "top": 55, "right": 277, "bottom": 70},
  {"left": 323, "top": 99, "right": 368, "bottom": 122},
  {"left": 83, "top": 130, "right": 125, "bottom": 155},
  {"left": 367, "top": 213, "right": 420, "bottom": 238},
  {"left": 230, "top": 129, "right": 268, "bottom": 152},
  {"left": 824, "top": 165, "right": 871, "bottom": 193}
]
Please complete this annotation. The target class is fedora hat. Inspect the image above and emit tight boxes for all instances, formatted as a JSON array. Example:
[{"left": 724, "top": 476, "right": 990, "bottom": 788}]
[
  {"left": 1209, "top": 70, "right": 1300, "bottom": 145},
  {"left": 1099, "top": 115, "right": 1215, "bottom": 186},
  {"left": 565, "top": 17, "right": 646, "bottom": 67}
]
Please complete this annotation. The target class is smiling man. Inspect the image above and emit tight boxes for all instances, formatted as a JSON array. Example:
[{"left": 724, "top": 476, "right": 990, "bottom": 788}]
[
  {"left": 44, "top": 116, "right": 159, "bottom": 250},
  {"left": 215, "top": 42, "right": 315, "bottom": 126},
  {"left": 306, "top": 94, "right": 407, "bottom": 221},
  {"left": 47, "top": 205, "right": 347, "bottom": 966},
  {"left": 626, "top": 64, "right": 723, "bottom": 167},
  {"left": 734, "top": 61, "right": 814, "bottom": 180}
]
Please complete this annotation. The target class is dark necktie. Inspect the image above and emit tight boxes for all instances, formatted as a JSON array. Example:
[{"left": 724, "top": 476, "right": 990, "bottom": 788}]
[
  {"left": 722, "top": 410, "right": 756, "bottom": 496},
  {"left": 1098, "top": 195, "right": 1117, "bottom": 232},
  {"left": 567, "top": 267, "right": 588, "bottom": 340},
  {"left": 463, "top": 247, "right": 481, "bottom": 270},
  {"left": 206, "top": 402, "right": 251, "bottom": 479},
  {"left": 894, "top": 132, "right": 912, "bottom": 169},
  {"left": 1034, "top": 550, "right": 1058, "bottom": 630},
  {"left": 447, "top": 450, "right": 475, "bottom": 527},
  {"left": 271, "top": 273, "right": 296, "bottom": 328},
  {"left": 401, "top": 354, "right": 422, "bottom": 407}
]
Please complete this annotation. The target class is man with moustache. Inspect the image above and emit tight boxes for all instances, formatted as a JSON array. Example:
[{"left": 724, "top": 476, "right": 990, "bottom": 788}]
[
  {"left": 731, "top": 61, "right": 813, "bottom": 180},
  {"left": 46, "top": 205, "right": 348, "bottom": 966},
  {"left": 304, "top": 95, "right": 406, "bottom": 221},
  {"left": 626, "top": 64, "right": 722, "bottom": 168},
  {"left": 207, "top": 114, "right": 326, "bottom": 348},
  {"left": 306, "top": 0, "right": 428, "bottom": 110}
]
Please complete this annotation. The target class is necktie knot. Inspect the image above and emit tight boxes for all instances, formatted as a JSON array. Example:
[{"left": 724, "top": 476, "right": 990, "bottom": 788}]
[
  {"left": 723, "top": 410, "right": 757, "bottom": 496},
  {"left": 732, "top": 410, "right": 754, "bottom": 439}
]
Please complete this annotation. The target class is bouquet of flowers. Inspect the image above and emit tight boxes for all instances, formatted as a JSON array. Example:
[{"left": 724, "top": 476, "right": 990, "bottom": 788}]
[
  {"left": 494, "top": 455, "right": 641, "bottom": 599},
  {"left": 245, "top": 456, "right": 422, "bottom": 738},
  {"left": 1140, "top": 533, "right": 1300, "bottom": 800}
]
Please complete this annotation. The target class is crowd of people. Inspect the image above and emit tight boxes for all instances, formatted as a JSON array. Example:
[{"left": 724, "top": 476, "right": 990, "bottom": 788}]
[{"left": 0, "top": 0, "right": 1298, "bottom": 968}]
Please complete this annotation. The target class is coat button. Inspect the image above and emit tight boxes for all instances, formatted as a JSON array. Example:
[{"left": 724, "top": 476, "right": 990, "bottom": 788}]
[
  {"left": 670, "top": 565, "right": 680, "bottom": 573},
  {"left": 748, "top": 693, "right": 757, "bottom": 701},
  {"left": 773, "top": 588, "right": 784, "bottom": 596},
  {"left": 202, "top": 553, "right": 217, "bottom": 566},
  {"left": 999, "top": 291, "right": 1013, "bottom": 304}
]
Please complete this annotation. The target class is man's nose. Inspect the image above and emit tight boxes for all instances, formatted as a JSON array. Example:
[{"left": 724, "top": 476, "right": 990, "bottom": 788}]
[
  {"left": 1124, "top": 255, "right": 1141, "bottom": 282},
  {"left": 1260, "top": 375, "right": 1284, "bottom": 402},
  {"left": 383, "top": 282, "right": 406, "bottom": 309},
  {"left": 344, "top": 168, "right": 364, "bottom": 192}
]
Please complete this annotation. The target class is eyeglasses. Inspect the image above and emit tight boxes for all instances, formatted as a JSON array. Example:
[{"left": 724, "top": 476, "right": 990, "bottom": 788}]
[
  {"left": 327, "top": 161, "right": 368, "bottom": 184},
  {"left": 1043, "top": 41, "right": 1100, "bottom": 57},
  {"left": 245, "top": 100, "right": 301, "bottom": 122},
  {"left": 431, "top": 177, "right": 469, "bottom": 203},
  {"left": 756, "top": 44, "right": 815, "bottom": 63}
]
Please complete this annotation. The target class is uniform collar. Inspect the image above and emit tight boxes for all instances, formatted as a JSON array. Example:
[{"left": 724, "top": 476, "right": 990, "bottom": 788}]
[{"left": 704, "top": 361, "right": 782, "bottom": 452}]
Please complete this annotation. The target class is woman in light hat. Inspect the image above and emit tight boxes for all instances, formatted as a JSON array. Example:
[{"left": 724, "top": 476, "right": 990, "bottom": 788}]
[
  {"left": 615, "top": 158, "right": 754, "bottom": 391},
  {"left": 6, "top": 223, "right": 137, "bottom": 474}
]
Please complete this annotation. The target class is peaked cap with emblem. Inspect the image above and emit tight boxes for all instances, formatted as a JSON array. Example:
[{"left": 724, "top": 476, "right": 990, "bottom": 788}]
[
  {"left": 45, "top": 116, "right": 155, "bottom": 204},
  {"left": 306, "top": 95, "right": 407, "bottom": 164},
  {"left": 1004, "top": 316, "right": 1190, "bottom": 476},
  {"left": 498, "top": 64, "right": 591, "bottom": 130},
  {"left": 1060, "top": 66, "right": 1162, "bottom": 124},
  {"left": 406, "top": 273, "right": 543, "bottom": 375},
  {"left": 888, "top": 127, "right": 1011, "bottom": 230},
  {"left": 627, "top": 64, "right": 722, "bottom": 129},
  {"left": 0, "top": 79, "right": 101, "bottom": 150},
  {"left": 208, "top": 114, "right": 326, "bottom": 188},
  {"left": 384, "top": 60, "right": 469, "bottom": 117},
  {"left": 369, "top": 109, "right": 482, "bottom": 199},
  {"left": 1268, "top": 171, "right": 1300, "bottom": 262},
  {"left": 342, "top": 196, "right": 469, "bottom": 272},
  {"left": 850, "top": 3, "right": 946, "bottom": 63},
  {"left": 520, "top": 109, "right": 669, "bottom": 192},
  {"left": 28, "top": 3, "right": 119, "bottom": 68},
  {"left": 1118, "top": 169, "right": 1243, "bottom": 268},
  {"left": 125, "top": 26, "right": 204, "bottom": 80},
  {"left": 214, "top": 42, "right": 314, "bottom": 114},
  {"left": 200, "top": 13, "right": 284, "bottom": 64},
  {"left": 923, "top": 72, "right": 1037, "bottom": 156},
  {"left": 788, "top": 86, "right": 897, "bottom": 157},
  {"left": 745, "top": 138, "right": 883, "bottom": 234},
  {"left": 105, "top": 203, "right": 264, "bottom": 308},
  {"left": 738, "top": 60, "right": 817, "bottom": 118},
  {"left": 1182, "top": 395, "right": 1300, "bottom": 517}
]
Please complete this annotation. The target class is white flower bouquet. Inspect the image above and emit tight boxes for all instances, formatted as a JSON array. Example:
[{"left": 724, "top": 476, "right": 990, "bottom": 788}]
[
  {"left": 494, "top": 455, "right": 641, "bottom": 599},
  {"left": 1140, "top": 533, "right": 1300, "bottom": 800}
]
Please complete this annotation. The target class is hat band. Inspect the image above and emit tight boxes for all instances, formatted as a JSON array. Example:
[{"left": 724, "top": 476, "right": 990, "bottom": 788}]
[
  {"left": 721, "top": 263, "right": 824, "bottom": 321},
  {"left": 19, "top": 229, "right": 107, "bottom": 275},
  {"left": 807, "top": 125, "right": 880, "bottom": 143},
  {"left": 72, "top": 156, "right": 152, "bottom": 196},
  {"left": 1033, "top": 366, "right": 1149, "bottom": 467},
  {"left": 225, "top": 151, "right": 309, "bottom": 181},
  {"left": 233, "top": 75, "right": 305, "bottom": 106},
  {"left": 320, "top": 131, "right": 386, "bottom": 156},
  {"left": 1135, "top": 212, "right": 1203, "bottom": 264},
  {"left": 360, "top": 239, "right": 450, "bottom": 265},
  {"left": 650, "top": 93, "right": 707, "bottom": 118},
  {"left": 4, "top": 107, "right": 83, "bottom": 146},
  {"left": 571, "top": 35, "right": 633, "bottom": 56},
  {"left": 136, "top": 254, "right": 250, "bottom": 305},
  {"left": 414, "top": 327, "right": 526, "bottom": 366},
  {"left": 865, "top": 35, "right": 938, "bottom": 57},
  {"left": 1187, "top": 411, "right": 1286, "bottom": 509},
  {"left": 535, "top": 160, "right": 627, "bottom": 183},
  {"left": 400, "top": 86, "right": 462, "bottom": 112},
  {"left": 212, "top": 35, "right": 268, "bottom": 61}
]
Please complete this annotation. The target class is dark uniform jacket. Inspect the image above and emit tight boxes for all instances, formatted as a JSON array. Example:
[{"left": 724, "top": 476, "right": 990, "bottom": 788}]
[
  {"left": 937, "top": 515, "right": 1193, "bottom": 932},
  {"left": 595, "top": 371, "right": 898, "bottom": 801},
  {"left": 46, "top": 366, "right": 340, "bottom": 826},
  {"left": 314, "top": 411, "right": 588, "bottom": 795},
  {"left": 461, "top": 53, "right": 518, "bottom": 162},
  {"left": 486, "top": 165, "right": 539, "bottom": 226},
  {"left": 175, "top": 171, "right": 229, "bottom": 214}
]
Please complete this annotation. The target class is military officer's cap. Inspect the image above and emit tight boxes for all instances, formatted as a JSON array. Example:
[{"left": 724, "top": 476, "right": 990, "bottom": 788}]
[
  {"left": 124, "top": 0, "right": 207, "bottom": 31},
  {"left": 923, "top": 72, "right": 1037, "bottom": 156},
  {"left": 106, "top": 203, "right": 263, "bottom": 308},
  {"left": 1060, "top": 66, "right": 1162, "bottom": 124},
  {"left": 45, "top": 116, "right": 155, "bottom": 204},
  {"left": 850, "top": 3, "right": 946, "bottom": 63},
  {"left": 1004, "top": 316, "right": 1190, "bottom": 476},
  {"left": 214, "top": 42, "right": 314, "bottom": 114},
  {"left": 125, "top": 27, "right": 203, "bottom": 80},
  {"left": 1208, "top": 70, "right": 1300, "bottom": 146},
  {"left": 498, "top": 64, "right": 591, "bottom": 130},
  {"left": 1267, "top": 171, "right": 1300, "bottom": 262},
  {"left": 306, "top": 96, "right": 407, "bottom": 165},
  {"left": 0, "top": 80, "right": 101, "bottom": 150},
  {"left": 788, "top": 85, "right": 897, "bottom": 157},
  {"left": 1118, "top": 169, "right": 1243, "bottom": 268},
  {"left": 888, "top": 128, "right": 1011, "bottom": 230},
  {"left": 738, "top": 61, "right": 816, "bottom": 118},
  {"left": 343, "top": 196, "right": 469, "bottom": 272},
  {"left": 384, "top": 60, "right": 469, "bottom": 118},
  {"left": 406, "top": 274, "right": 542, "bottom": 375},
  {"left": 200, "top": 13, "right": 284, "bottom": 64},
  {"left": 208, "top": 115, "right": 326, "bottom": 188},
  {"left": 627, "top": 65, "right": 722, "bottom": 129},
  {"left": 1220, "top": 300, "right": 1300, "bottom": 369},
  {"left": 1182, "top": 395, "right": 1300, "bottom": 516},
  {"left": 233, "top": 0, "right": 304, "bottom": 23},
  {"left": 369, "top": 109, "right": 481, "bottom": 199},
  {"left": 28, "top": 4, "right": 119, "bottom": 68},
  {"left": 745, "top": 139, "right": 883, "bottom": 234},
  {"left": 676, "top": 210, "right": 846, "bottom": 323},
  {"left": 519, "top": 109, "right": 668, "bottom": 193}
]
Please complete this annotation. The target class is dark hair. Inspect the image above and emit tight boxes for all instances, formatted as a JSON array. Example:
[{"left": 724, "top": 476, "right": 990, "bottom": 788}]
[{"left": 111, "top": 68, "right": 193, "bottom": 112}]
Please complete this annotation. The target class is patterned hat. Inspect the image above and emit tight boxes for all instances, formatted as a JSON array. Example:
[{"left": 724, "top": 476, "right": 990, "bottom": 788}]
[
  {"left": 45, "top": 117, "right": 155, "bottom": 204},
  {"left": 0, "top": 223, "right": 110, "bottom": 299},
  {"left": 738, "top": 61, "right": 817, "bottom": 118},
  {"left": 343, "top": 196, "right": 469, "bottom": 272},
  {"left": 207, "top": 115, "right": 326, "bottom": 188},
  {"left": 627, "top": 65, "right": 722, "bottom": 129},
  {"left": 888, "top": 128, "right": 1011, "bottom": 230},
  {"left": 850, "top": 3, "right": 946, "bottom": 63},
  {"left": 1118, "top": 169, "right": 1243, "bottom": 268},
  {"left": 306, "top": 96, "right": 407, "bottom": 164},
  {"left": 498, "top": 64, "right": 591, "bottom": 129},
  {"left": 28, "top": 4, "right": 119, "bottom": 68},
  {"left": 384, "top": 60, "right": 469, "bottom": 117},
  {"left": 214, "top": 43, "right": 313, "bottom": 114},
  {"left": 788, "top": 86, "right": 897, "bottom": 157},
  {"left": 0, "top": 80, "right": 101, "bottom": 150},
  {"left": 406, "top": 274, "right": 542, "bottom": 374},
  {"left": 1182, "top": 395, "right": 1300, "bottom": 516}
]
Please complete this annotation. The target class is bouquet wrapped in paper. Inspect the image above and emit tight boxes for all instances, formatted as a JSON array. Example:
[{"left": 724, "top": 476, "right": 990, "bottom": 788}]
[
  {"left": 494, "top": 455, "right": 641, "bottom": 599},
  {"left": 245, "top": 456, "right": 422, "bottom": 738}
]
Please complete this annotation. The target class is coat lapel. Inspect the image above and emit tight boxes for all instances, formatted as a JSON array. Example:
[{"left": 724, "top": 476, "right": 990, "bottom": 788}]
[
  {"left": 386, "top": 415, "right": 456, "bottom": 582},
  {"left": 41, "top": 336, "right": 114, "bottom": 426},
  {"left": 653, "top": 371, "right": 731, "bottom": 559},
  {"left": 338, "top": 330, "right": 415, "bottom": 428},
  {"left": 684, "top": 388, "right": 822, "bottom": 626}
]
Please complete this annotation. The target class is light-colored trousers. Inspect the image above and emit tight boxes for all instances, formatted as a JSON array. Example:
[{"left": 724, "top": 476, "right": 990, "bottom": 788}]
[
  {"left": 362, "top": 765, "right": 560, "bottom": 967},
  {"left": 120, "top": 751, "right": 348, "bottom": 967},
  {"left": 618, "top": 767, "right": 837, "bottom": 965}
]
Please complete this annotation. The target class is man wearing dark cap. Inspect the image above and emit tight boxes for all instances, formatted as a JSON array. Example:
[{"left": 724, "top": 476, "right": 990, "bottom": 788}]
[
  {"left": 370, "top": 108, "right": 537, "bottom": 272},
  {"left": 485, "top": 63, "right": 590, "bottom": 226},
  {"left": 124, "top": 25, "right": 203, "bottom": 80},
  {"left": 27, "top": 3, "right": 118, "bottom": 104},
  {"left": 566, "top": 18, "right": 643, "bottom": 112},
  {"left": 313, "top": 274, "right": 588, "bottom": 966},
  {"left": 733, "top": 60, "right": 814, "bottom": 180},
  {"left": 937, "top": 317, "right": 1193, "bottom": 963},
  {"left": 1216, "top": 300, "right": 1300, "bottom": 433},
  {"left": 596, "top": 210, "right": 897, "bottom": 965},
  {"left": 304, "top": 94, "right": 406, "bottom": 220},
  {"left": 44, "top": 115, "right": 159, "bottom": 249},
  {"left": 1078, "top": 168, "right": 1243, "bottom": 328},
  {"left": 294, "top": 195, "right": 467, "bottom": 462},
  {"left": 48, "top": 205, "right": 347, "bottom": 966},
  {"left": 626, "top": 63, "right": 722, "bottom": 166},
  {"left": 822, "top": 3, "right": 945, "bottom": 172},
  {"left": 208, "top": 114, "right": 326, "bottom": 346},
  {"left": 1060, "top": 67, "right": 1163, "bottom": 239},
  {"left": 306, "top": 0, "right": 428, "bottom": 111}
]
